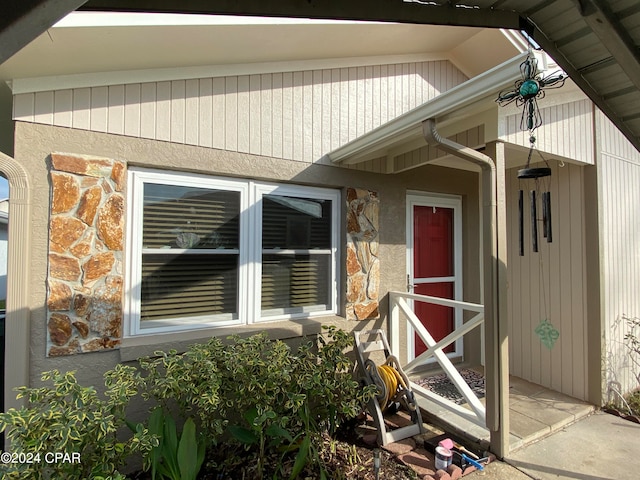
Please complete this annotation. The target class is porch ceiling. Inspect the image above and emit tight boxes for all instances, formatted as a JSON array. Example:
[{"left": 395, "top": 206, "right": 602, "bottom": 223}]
[{"left": 1, "top": 1, "right": 639, "bottom": 153}]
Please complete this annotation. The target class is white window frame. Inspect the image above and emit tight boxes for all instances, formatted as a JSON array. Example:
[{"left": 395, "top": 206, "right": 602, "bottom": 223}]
[
  {"left": 253, "top": 182, "right": 340, "bottom": 322},
  {"left": 125, "top": 168, "right": 339, "bottom": 336}
]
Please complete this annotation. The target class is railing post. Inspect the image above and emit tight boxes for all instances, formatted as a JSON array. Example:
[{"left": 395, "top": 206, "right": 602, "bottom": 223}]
[{"left": 389, "top": 292, "right": 400, "bottom": 358}]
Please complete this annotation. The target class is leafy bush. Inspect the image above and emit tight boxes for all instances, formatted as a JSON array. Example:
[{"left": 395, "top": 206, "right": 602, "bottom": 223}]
[
  {"left": 0, "top": 366, "right": 157, "bottom": 480},
  {"left": 0, "top": 327, "right": 376, "bottom": 479},
  {"left": 624, "top": 315, "right": 640, "bottom": 380},
  {"left": 139, "top": 326, "right": 376, "bottom": 479},
  {"left": 627, "top": 390, "right": 640, "bottom": 416},
  {"left": 138, "top": 338, "right": 225, "bottom": 440},
  {"left": 622, "top": 315, "right": 640, "bottom": 416}
]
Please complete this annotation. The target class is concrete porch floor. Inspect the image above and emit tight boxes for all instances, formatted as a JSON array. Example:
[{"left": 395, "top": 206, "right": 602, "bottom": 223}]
[{"left": 415, "top": 374, "right": 595, "bottom": 453}]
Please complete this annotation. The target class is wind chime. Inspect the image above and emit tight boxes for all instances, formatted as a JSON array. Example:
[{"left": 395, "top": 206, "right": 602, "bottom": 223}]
[{"left": 496, "top": 54, "right": 565, "bottom": 255}]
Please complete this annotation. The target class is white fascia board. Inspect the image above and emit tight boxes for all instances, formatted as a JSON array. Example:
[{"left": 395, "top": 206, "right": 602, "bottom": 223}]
[
  {"left": 328, "top": 52, "right": 530, "bottom": 165},
  {"left": 54, "top": 12, "right": 387, "bottom": 27},
  {"left": 500, "top": 29, "right": 529, "bottom": 54},
  {"left": 8, "top": 53, "right": 448, "bottom": 95}
]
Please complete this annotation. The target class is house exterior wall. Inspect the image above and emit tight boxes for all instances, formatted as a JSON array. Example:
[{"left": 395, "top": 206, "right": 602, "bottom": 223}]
[
  {"left": 596, "top": 110, "right": 640, "bottom": 398},
  {"left": 13, "top": 116, "right": 481, "bottom": 388},
  {"left": 506, "top": 161, "right": 589, "bottom": 400},
  {"left": 12, "top": 52, "right": 638, "bottom": 407}
]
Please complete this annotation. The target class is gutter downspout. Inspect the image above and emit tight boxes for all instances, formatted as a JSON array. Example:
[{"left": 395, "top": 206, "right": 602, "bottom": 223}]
[{"left": 422, "top": 119, "right": 509, "bottom": 457}]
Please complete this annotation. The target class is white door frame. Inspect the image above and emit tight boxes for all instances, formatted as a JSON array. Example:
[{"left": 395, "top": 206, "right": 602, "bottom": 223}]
[{"left": 406, "top": 192, "right": 463, "bottom": 363}]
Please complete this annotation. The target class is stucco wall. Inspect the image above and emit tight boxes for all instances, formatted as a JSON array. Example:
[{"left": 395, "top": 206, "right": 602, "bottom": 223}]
[{"left": 14, "top": 121, "right": 481, "bottom": 388}]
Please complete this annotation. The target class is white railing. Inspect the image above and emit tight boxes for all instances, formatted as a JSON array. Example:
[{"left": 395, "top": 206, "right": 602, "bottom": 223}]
[{"left": 389, "top": 291, "right": 486, "bottom": 427}]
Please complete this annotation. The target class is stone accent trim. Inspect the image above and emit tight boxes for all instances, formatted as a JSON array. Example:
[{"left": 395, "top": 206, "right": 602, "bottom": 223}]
[
  {"left": 345, "top": 188, "right": 380, "bottom": 321},
  {"left": 46, "top": 153, "right": 125, "bottom": 356}
]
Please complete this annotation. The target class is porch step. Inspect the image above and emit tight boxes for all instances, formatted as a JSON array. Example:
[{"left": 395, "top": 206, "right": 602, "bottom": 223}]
[{"left": 415, "top": 377, "right": 596, "bottom": 453}]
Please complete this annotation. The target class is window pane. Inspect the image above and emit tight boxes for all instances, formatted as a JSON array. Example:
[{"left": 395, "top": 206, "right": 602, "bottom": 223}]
[
  {"left": 262, "top": 195, "right": 331, "bottom": 249},
  {"left": 143, "top": 184, "right": 240, "bottom": 249},
  {"left": 261, "top": 254, "right": 330, "bottom": 314},
  {"left": 140, "top": 253, "right": 238, "bottom": 323}
]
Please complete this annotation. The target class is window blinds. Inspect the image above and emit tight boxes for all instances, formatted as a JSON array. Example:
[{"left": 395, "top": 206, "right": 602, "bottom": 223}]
[
  {"left": 141, "top": 185, "right": 240, "bottom": 322},
  {"left": 261, "top": 195, "right": 331, "bottom": 314}
]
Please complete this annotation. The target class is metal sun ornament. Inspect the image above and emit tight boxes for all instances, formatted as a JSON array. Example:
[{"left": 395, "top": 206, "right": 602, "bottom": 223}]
[{"left": 496, "top": 54, "right": 566, "bottom": 255}]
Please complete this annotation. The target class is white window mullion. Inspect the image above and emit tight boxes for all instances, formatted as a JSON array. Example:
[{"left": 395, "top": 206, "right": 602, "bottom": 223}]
[
  {"left": 330, "top": 190, "right": 340, "bottom": 315},
  {"left": 247, "top": 181, "right": 261, "bottom": 325},
  {"left": 238, "top": 180, "right": 252, "bottom": 326}
]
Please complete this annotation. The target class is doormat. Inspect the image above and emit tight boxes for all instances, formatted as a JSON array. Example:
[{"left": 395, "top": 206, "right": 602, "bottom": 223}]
[{"left": 414, "top": 369, "right": 485, "bottom": 405}]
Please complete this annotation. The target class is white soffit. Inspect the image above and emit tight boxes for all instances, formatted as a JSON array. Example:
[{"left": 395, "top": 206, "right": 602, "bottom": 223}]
[
  {"left": 1, "top": 12, "right": 508, "bottom": 93},
  {"left": 328, "top": 52, "right": 530, "bottom": 166}
]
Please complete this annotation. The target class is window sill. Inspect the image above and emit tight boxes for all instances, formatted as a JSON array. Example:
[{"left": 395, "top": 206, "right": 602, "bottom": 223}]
[{"left": 119, "top": 315, "right": 347, "bottom": 362}]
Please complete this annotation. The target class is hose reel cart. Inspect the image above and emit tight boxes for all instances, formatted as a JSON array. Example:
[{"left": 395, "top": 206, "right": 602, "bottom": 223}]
[{"left": 354, "top": 329, "right": 424, "bottom": 446}]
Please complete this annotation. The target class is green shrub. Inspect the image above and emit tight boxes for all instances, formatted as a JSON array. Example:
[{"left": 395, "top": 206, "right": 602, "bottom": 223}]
[
  {"left": 0, "top": 327, "right": 373, "bottom": 479},
  {"left": 220, "top": 327, "right": 373, "bottom": 438},
  {"left": 139, "top": 327, "right": 376, "bottom": 479},
  {"left": 627, "top": 390, "right": 640, "bottom": 416},
  {"left": 0, "top": 366, "right": 157, "bottom": 480},
  {"left": 624, "top": 315, "right": 640, "bottom": 379},
  {"left": 138, "top": 338, "right": 225, "bottom": 440}
]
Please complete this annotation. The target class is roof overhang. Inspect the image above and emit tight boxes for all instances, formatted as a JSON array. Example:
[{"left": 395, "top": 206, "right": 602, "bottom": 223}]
[{"left": 328, "top": 52, "right": 529, "bottom": 166}]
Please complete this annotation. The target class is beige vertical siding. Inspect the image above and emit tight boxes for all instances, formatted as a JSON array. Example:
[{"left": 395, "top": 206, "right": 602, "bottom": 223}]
[
  {"left": 501, "top": 100, "right": 594, "bottom": 165},
  {"left": 395, "top": 125, "right": 484, "bottom": 172},
  {"left": 506, "top": 162, "right": 588, "bottom": 400},
  {"left": 342, "top": 125, "right": 485, "bottom": 174},
  {"left": 12, "top": 60, "right": 467, "bottom": 163},
  {"left": 598, "top": 110, "right": 640, "bottom": 397}
]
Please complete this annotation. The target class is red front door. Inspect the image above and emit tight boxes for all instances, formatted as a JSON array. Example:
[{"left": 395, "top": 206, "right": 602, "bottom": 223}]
[{"left": 410, "top": 197, "right": 460, "bottom": 359}]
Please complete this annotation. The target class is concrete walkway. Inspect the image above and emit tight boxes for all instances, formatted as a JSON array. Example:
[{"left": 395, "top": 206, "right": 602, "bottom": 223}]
[
  {"left": 465, "top": 411, "right": 640, "bottom": 479},
  {"left": 507, "top": 411, "right": 640, "bottom": 480}
]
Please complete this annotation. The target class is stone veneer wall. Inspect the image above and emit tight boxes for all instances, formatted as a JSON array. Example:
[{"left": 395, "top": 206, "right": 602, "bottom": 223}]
[
  {"left": 345, "top": 188, "right": 380, "bottom": 321},
  {"left": 46, "top": 152, "right": 125, "bottom": 356}
]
